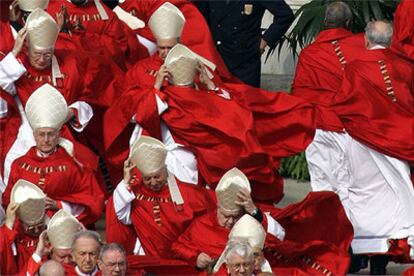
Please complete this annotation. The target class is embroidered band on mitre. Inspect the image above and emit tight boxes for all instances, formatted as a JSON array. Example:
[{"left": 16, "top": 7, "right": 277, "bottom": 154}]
[
  {"left": 26, "top": 8, "right": 58, "bottom": 50},
  {"left": 215, "top": 168, "right": 251, "bottom": 214},
  {"left": 213, "top": 214, "right": 267, "bottom": 273},
  {"left": 25, "top": 84, "right": 74, "bottom": 156},
  {"left": 18, "top": 0, "right": 49, "bottom": 12},
  {"left": 11, "top": 179, "right": 46, "bottom": 225},
  {"left": 47, "top": 209, "right": 81, "bottom": 249},
  {"left": 130, "top": 136, "right": 184, "bottom": 206},
  {"left": 148, "top": 2, "right": 185, "bottom": 40}
]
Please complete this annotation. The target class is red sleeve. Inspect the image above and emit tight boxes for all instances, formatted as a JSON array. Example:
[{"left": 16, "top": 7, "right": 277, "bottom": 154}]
[
  {"left": 0, "top": 225, "right": 18, "bottom": 275},
  {"left": 171, "top": 221, "right": 203, "bottom": 265},
  {"left": 26, "top": 255, "right": 42, "bottom": 276}
]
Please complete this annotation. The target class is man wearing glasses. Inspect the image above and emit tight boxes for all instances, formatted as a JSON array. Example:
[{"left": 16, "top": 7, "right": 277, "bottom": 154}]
[{"left": 98, "top": 243, "right": 128, "bottom": 276}]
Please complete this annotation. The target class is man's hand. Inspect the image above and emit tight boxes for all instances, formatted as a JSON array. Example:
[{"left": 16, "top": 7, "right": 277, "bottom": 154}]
[
  {"left": 9, "top": 0, "right": 21, "bottom": 22},
  {"left": 123, "top": 159, "right": 135, "bottom": 186},
  {"left": 259, "top": 38, "right": 268, "bottom": 55},
  {"left": 197, "top": 61, "right": 216, "bottom": 90},
  {"left": 154, "top": 65, "right": 170, "bottom": 90},
  {"left": 35, "top": 230, "right": 51, "bottom": 257},
  {"left": 45, "top": 197, "right": 59, "bottom": 211},
  {"left": 5, "top": 202, "right": 19, "bottom": 230},
  {"left": 196, "top": 252, "right": 213, "bottom": 270},
  {"left": 235, "top": 188, "right": 257, "bottom": 215},
  {"left": 11, "top": 27, "right": 27, "bottom": 57}
]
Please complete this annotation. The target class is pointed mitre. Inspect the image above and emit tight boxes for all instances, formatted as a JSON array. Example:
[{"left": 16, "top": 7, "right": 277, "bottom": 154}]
[
  {"left": 164, "top": 44, "right": 197, "bottom": 86},
  {"left": 130, "top": 136, "right": 167, "bottom": 176},
  {"left": 215, "top": 168, "right": 251, "bottom": 214},
  {"left": 18, "top": 0, "right": 49, "bottom": 12},
  {"left": 213, "top": 214, "right": 266, "bottom": 273},
  {"left": 47, "top": 210, "right": 81, "bottom": 249},
  {"left": 148, "top": 2, "right": 185, "bottom": 40},
  {"left": 26, "top": 8, "right": 59, "bottom": 50},
  {"left": 11, "top": 179, "right": 45, "bottom": 225},
  {"left": 25, "top": 83, "right": 68, "bottom": 131}
]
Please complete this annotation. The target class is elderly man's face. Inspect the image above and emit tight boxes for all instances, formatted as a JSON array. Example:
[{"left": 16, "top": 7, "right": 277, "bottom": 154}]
[
  {"left": 33, "top": 127, "right": 60, "bottom": 154},
  {"left": 226, "top": 253, "right": 254, "bottom": 276},
  {"left": 142, "top": 168, "right": 168, "bottom": 192},
  {"left": 72, "top": 237, "right": 100, "bottom": 274},
  {"left": 252, "top": 248, "right": 265, "bottom": 272},
  {"left": 157, "top": 38, "right": 179, "bottom": 60},
  {"left": 22, "top": 220, "right": 46, "bottom": 237},
  {"left": 52, "top": 248, "right": 73, "bottom": 264},
  {"left": 98, "top": 250, "right": 127, "bottom": 276},
  {"left": 28, "top": 47, "right": 54, "bottom": 70},
  {"left": 217, "top": 208, "right": 243, "bottom": 229}
]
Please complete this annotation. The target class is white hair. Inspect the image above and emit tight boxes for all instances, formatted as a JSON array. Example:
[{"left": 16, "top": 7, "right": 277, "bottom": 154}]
[
  {"left": 365, "top": 21, "right": 393, "bottom": 47},
  {"left": 225, "top": 240, "right": 254, "bottom": 265}
]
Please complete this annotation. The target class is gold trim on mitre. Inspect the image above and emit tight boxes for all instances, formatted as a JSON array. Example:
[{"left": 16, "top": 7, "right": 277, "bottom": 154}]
[
  {"left": 164, "top": 44, "right": 197, "bottom": 86},
  {"left": 47, "top": 210, "right": 81, "bottom": 249},
  {"left": 26, "top": 8, "right": 59, "bottom": 50},
  {"left": 11, "top": 179, "right": 46, "bottom": 225},
  {"left": 148, "top": 2, "right": 185, "bottom": 41},
  {"left": 215, "top": 168, "right": 251, "bottom": 214},
  {"left": 18, "top": 0, "right": 49, "bottom": 12},
  {"left": 130, "top": 136, "right": 167, "bottom": 176},
  {"left": 213, "top": 214, "right": 266, "bottom": 273},
  {"left": 25, "top": 83, "right": 68, "bottom": 131}
]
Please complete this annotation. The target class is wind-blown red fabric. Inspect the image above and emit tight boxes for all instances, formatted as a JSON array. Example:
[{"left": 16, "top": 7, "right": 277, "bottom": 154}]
[
  {"left": 392, "top": 0, "right": 414, "bottom": 59},
  {"left": 332, "top": 49, "right": 414, "bottom": 164}
]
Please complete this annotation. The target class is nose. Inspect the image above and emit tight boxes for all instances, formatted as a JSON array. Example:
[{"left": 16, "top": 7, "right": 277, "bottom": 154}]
[
  {"left": 239, "top": 265, "right": 246, "bottom": 273},
  {"left": 85, "top": 254, "right": 91, "bottom": 262},
  {"left": 63, "top": 256, "right": 71, "bottom": 264}
]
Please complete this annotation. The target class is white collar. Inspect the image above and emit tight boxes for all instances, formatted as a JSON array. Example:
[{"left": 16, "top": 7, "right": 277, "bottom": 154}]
[
  {"left": 75, "top": 266, "right": 99, "bottom": 276},
  {"left": 369, "top": 45, "right": 386, "bottom": 50},
  {"left": 36, "top": 148, "right": 57, "bottom": 158}
]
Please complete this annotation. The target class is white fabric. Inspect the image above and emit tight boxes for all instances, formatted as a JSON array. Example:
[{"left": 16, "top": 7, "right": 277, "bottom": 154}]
[
  {"left": 137, "top": 35, "right": 157, "bottom": 55},
  {"left": 31, "top": 253, "right": 41, "bottom": 263},
  {"left": 0, "top": 97, "right": 7, "bottom": 119},
  {"left": 68, "top": 101, "right": 93, "bottom": 132},
  {"left": 75, "top": 266, "right": 99, "bottom": 276},
  {"left": 261, "top": 259, "right": 272, "bottom": 273},
  {"left": 265, "top": 212, "right": 285, "bottom": 241},
  {"left": 306, "top": 130, "right": 414, "bottom": 255},
  {"left": 0, "top": 53, "right": 26, "bottom": 95},
  {"left": 133, "top": 237, "right": 146, "bottom": 255},
  {"left": 61, "top": 200, "right": 85, "bottom": 217},
  {"left": 113, "top": 180, "right": 135, "bottom": 225},
  {"left": 113, "top": 6, "right": 145, "bottom": 29},
  {"left": 0, "top": 205, "right": 5, "bottom": 226}
]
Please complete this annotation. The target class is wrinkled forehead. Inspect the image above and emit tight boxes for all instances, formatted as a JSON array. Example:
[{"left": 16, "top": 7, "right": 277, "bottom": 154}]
[
  {"left": 29, "top": 46, "right": 54, "bottom": 54},
  {"left": 157, "top": 38, "right": 179, "bottom": 48},
  {"left": 34, "top": 127, "right": 59, "bottom": 134},
  {"left": 218, "top": 206, "right": 243, "bottom": 217},
  {"left": 75, "top": 237, "right": 100, "bottom": 252}
]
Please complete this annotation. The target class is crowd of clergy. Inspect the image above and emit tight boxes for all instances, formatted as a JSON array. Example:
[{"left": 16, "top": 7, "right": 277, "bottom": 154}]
[{"left": 0, "top": 0, "right": 413, "bottom": 275}]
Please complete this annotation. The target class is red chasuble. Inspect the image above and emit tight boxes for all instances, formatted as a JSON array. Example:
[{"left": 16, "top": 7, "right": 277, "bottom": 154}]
[
  {"left": 47, "top": 0, "right": 147, "bottom": 70},
  {"left": 2, "top": 147, "right": 104, "bottom": 225},
  {"left": 119, "top": 0, "right": 233, "bottom": 80},
  {"left": 291, "top": 28, "right": 365, "bottom": 131},
  {"left": 105, "top": 170, "right": 216, "bottom": 258},
  {"left": 332, "top": 49, "right": 414, "bottom": 164},
  {"left": 0, "top": 224, "right": 39, "bottom": 275},
  {"left": 172, "top": 191, "right": 353, "bottom": 275},
  {"left": 392, "top": 0, "right": 414, "bottom": 59}
]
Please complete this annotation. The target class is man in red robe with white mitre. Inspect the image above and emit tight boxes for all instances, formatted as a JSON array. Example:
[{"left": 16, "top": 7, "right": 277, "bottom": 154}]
[
  {"left": 171, "top": 168, "right": 353, "bottom": 275},
  {"left": 106, "top": 135, "right": 216, "bottom": 258},
  {"left": 392, "top": 0, "right": 414, "bottom": 60},
  {"left": 0, "top": 179, "right": 47, "bottom": 274},
  {"left": 0, "top": 8, "right": 124, "bottom": 194},
  {"left": 2, "top": 83, "right": 104, "bottom": 226},
  {"left": 305, "top": 20, "right": 414, "bottom": 275},
  {"left": 47, "top": 0, "right": 147, "bottom": 70},
  {"left": 117, "top": 0, "right": 233, "bottom": 79},
  {"left": 104, "top": 2, "right": 316, "bottom": 202}
]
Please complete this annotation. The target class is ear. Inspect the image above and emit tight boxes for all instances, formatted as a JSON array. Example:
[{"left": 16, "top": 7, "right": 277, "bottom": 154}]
[{"left": 97, "top": 259, "right": 104, "bottom": 270}]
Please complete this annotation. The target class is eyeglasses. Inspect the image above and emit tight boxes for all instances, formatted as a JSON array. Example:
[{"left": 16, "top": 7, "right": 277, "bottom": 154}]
[
  {"left": 229, "top": 262, "right": 252, "bottom": 271},
  {"left": 24, "top": 222, "right": 46, "bottom": 232}
]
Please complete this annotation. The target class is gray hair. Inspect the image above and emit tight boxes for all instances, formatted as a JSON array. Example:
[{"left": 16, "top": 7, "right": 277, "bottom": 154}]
[
  {"left": 100, "top": 243, "right": 127, "bottom": 261},
  {"left": 325, "top": 2, "right": 353, "bottom": 29},
  {"left": 225, "top": 240, "right": 254, "bottom": 265},
  {"left": 39, "top": 260, "right": 65, "bottom": 276},
  {"left": 365, "top": 21, "right": 393, "bottom": 47},
  {"left": 71, "top": 230, "right": 102, "bottom": 251}
]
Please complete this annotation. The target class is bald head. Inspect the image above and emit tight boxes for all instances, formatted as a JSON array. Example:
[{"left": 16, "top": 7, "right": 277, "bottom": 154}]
[
  {"left": 325, "top": 2, "right": 352, "bottom": 29},
  {"left": 39, "top": 260, "right": 65, "bottom": 276},
  {"left": 365, "top": 21, "right": 393, "bottom": 48}
]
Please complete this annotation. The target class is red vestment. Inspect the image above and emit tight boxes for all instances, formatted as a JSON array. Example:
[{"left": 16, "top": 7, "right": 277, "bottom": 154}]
[
  {"left": 172, "top": 191, "right": 353, "bottom": 275},
  {"left": 291, "top": 28, "right": 365, "bottom": 131},
  {"left": 106, "top": 170, "right": 216, "bottom": 257},
  {"left": 47, "top": 0, "right": 148, "bottom": 70},
  {"left": 0, "top": 224, "right": 38, "bottom": 275},
  {"left": 332, "top": 49, "right": 414, "bottom": 164},
  {"left": 2, "top": 147, "right": 104, "bottom": 225},
  {"left": 392, "top": 0, "right": 414, "bottom": 59},
  {"left": 119, "top": 0, "right": 233, "bottom": 80}
]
